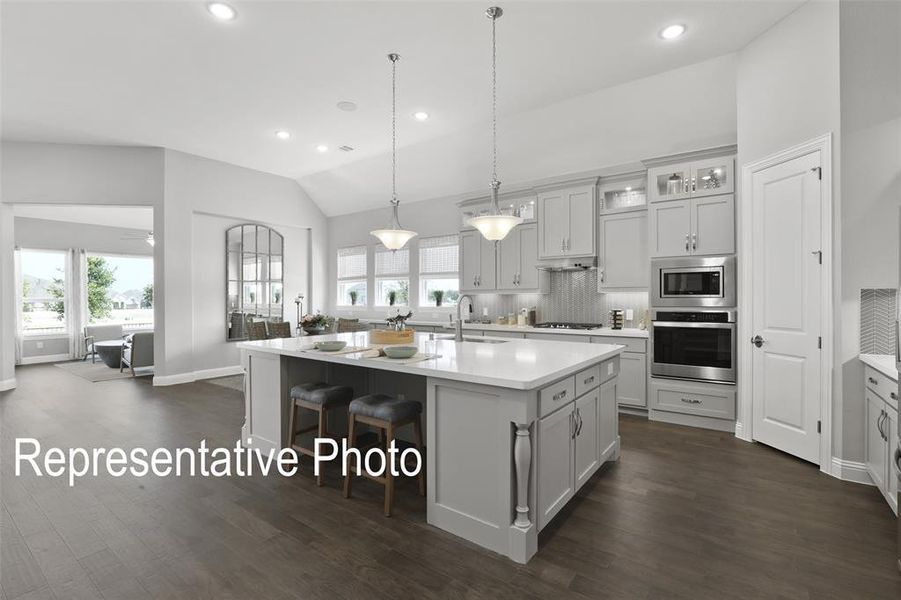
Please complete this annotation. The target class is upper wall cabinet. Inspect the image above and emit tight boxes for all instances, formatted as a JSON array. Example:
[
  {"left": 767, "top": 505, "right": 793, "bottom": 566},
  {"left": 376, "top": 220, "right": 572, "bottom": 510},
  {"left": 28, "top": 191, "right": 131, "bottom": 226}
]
[
  {"left": 497, "top": 223, "right": 548, "bottom": 292},
  {"left": 537, "top": 182, "right": 597, "bottom": 259},
  {"left": 649, "top": 195, "right": 735, "bottom": 257},
  {"left": 598, "top": 210, "right": 648, "bottom": 289},
  {"left": 648, "top": 157, "right": 735, "bottom": 203},
  {"left": 459, "top": 230, "right": 497, "bottom": 293}
]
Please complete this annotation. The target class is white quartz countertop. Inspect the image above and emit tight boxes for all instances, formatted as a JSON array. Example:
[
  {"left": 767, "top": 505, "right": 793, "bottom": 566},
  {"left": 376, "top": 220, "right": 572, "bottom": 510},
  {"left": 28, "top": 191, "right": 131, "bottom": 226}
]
[
  {"left": 238, "top": 332, "right": 624, "bottom": 390},
  {"left": 860, "top": 354, "right": 899, "bottom": 381},
  {"left": 358, "top": 318, "right": 648, "bottom": 339}
]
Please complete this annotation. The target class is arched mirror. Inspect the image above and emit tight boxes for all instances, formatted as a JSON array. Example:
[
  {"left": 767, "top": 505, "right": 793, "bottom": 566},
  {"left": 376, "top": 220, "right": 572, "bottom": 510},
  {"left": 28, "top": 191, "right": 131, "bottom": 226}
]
[{"left": 226, "top": 224, "right": 284, "bottom": 341}]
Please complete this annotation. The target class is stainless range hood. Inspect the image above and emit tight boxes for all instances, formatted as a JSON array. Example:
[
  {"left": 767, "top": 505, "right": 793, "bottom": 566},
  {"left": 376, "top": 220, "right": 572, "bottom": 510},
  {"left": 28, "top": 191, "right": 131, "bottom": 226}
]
[{"left": 536, "top": 257, "right": 598, "bottom": 271}]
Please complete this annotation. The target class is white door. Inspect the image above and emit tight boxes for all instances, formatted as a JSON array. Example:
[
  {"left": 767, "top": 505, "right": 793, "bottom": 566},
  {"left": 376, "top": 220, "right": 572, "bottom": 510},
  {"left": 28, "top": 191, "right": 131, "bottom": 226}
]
[
  {"left": 691, "top": 195, "right": 735, "bottom": 255},
  {"left": 537, "top": 405, "right": 575, "bottom": 530},
  {"left": 566, "top": 186, "right": 595, "bottom": 256},
  {"left": 598, "top": 211, "right": 648, "bottom": 289},
  {"left": 517, "top": 224, "right": 540, "bottom": 290},
  {"left": 649, "top": 199, "right": 691, "bottom": 257},
  {"left": 538, "top": 191, "right": 568, "bottom": 258},
  {"left": 574, "top": 391, "right": 599, "bottom": 489},
  {"left": 750, "top": 151, "right": 823, "bottom": 464}
]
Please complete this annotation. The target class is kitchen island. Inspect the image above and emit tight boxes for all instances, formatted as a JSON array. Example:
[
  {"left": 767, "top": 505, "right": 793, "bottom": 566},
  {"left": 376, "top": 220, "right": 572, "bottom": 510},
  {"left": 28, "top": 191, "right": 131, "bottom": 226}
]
[{"left": 238, "top": 332, "right": 624, "bottom": 563}]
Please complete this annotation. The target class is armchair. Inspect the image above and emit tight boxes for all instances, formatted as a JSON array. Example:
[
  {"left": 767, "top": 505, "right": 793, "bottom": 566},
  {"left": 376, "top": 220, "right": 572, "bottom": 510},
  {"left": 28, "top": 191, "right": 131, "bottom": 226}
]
[
  {"left": 83, "top": 324, "right": 124, "bottom": 363},
  {"left": 120, "top": 332, "right": 154, "bottom": 376}
]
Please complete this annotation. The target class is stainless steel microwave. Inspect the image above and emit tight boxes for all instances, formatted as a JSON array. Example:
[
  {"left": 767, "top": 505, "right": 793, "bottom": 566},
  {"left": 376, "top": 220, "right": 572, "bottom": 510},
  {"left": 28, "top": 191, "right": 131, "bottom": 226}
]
[{"left": 651, "top": 256, "right": 736, "bottom": 308}]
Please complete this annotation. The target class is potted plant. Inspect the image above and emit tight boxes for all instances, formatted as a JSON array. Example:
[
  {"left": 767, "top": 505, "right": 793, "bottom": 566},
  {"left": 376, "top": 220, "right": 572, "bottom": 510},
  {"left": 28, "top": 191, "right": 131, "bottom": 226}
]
[
  {"left": 387, "top": 290, "right": 397, "bottom": 306},
  {"left": 300, "top": 312, "right": 331, "bottom": 335},
  {"left": 349, "top": 290, "right": 358, "bottom": 306},
  {"left": 431, "top": 290, "right": 444, "bottom": 307}
]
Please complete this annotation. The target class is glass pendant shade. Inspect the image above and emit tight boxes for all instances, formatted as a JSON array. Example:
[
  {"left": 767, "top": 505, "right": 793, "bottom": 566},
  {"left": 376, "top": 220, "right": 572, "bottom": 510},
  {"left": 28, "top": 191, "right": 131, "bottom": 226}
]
[
  {"left": 371, "top": 201, "right": 417, "bottom": 250},
  {"left": 467, "top": 213, "right": 522, "bottom": 241}
]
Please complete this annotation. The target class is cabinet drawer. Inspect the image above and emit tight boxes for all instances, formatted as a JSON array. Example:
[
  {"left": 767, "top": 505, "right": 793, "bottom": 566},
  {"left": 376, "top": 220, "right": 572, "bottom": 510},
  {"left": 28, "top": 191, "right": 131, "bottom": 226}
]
[
  {"left": 539, "top": 376, "right": 576, "bottom": 418},
  {"left": 590, "top": 335, "right": 646, "bottom": 353},
  {"left": 575, "top": 365, "right": 601, "bottom": 396},
  {"left": 865, "top": 366, "right": 897, "bottom": 404},
  {"left": 650, "top": 379, "right": 735, "bottom": 420}
]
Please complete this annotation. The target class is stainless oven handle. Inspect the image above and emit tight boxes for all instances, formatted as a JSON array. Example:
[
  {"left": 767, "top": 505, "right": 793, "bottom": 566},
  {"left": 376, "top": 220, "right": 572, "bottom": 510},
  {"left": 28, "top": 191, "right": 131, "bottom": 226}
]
[{"left": 652, "top": 321, "right": 736, "bottom": 329}]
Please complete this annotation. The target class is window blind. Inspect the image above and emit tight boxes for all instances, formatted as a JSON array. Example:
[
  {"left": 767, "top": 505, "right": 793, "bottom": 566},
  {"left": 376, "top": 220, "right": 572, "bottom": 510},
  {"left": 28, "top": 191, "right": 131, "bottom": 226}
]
[
  {"left": 337, "top": 246, "right": 367, "bottom": 280},
  {"left": 419, "top": 235, "right": 459, "bottom": 275},
  {"left": 375, "top": 246, "right": 409, "bottom": 276}
]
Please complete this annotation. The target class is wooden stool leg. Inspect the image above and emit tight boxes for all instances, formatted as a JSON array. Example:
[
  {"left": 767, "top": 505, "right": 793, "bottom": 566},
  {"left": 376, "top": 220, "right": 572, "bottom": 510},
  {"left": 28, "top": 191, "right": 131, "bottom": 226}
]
[
  {"left": 343, "top": 413, "right": 356, "bottom": 499},
  {"left": 316, "top": 407, "right": 326, "bottom": 487},
  {"left": 413, "top": 416, "right": 426, "bottom": 497},
  {"left": 287, "top": 400, "right": 298, "bottom": 451},
  {"left": 384, "top": 422, "right": 395, "bottom": 517}
]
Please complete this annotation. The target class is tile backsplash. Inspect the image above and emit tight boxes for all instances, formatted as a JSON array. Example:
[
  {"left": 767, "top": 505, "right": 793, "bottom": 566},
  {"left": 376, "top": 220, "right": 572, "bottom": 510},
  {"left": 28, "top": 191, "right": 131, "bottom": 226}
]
[
  {"left": 471, "top": 270, "right": 648, "bottom": 327},
  {"left": 860, "top": 288, "right": 897, "bottom": 355}
]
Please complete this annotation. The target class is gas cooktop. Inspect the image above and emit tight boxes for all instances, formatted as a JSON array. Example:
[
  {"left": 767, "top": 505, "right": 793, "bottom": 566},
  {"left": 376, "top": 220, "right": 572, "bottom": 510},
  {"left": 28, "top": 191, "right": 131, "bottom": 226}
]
[{"left": 534, "top": 322, "right": 603, "bottom": 330}]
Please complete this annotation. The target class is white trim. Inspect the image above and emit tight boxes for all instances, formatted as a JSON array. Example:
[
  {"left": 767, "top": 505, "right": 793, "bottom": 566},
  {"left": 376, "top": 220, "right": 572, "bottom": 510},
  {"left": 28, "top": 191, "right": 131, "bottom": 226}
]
[
  {"left": 19, "top": 353, "right": 71, "bottom": 365},
  {"left": 0, "top": 377, "right": 17, "bottom": 392},
  {"left": 734, "top": 421, "right": 749, "bottom": 442},
  {"left": 830, "top": 457, "right": 873, "bottom": 485},
  {"left": 152, "top": 365, "right": 243, "bottom": 387},
  {"left": 738, "top": 133, "right": 834, "bottom": 475}
]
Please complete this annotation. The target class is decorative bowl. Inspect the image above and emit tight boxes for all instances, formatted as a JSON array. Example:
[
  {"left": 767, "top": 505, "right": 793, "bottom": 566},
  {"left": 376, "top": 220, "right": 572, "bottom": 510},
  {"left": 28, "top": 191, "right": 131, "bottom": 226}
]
[
  {"left": 383, "top": 345, "right": 418, "bottom": 359},
  {"left": 314, "top": 340, "right": 347, "bottom": 352}
]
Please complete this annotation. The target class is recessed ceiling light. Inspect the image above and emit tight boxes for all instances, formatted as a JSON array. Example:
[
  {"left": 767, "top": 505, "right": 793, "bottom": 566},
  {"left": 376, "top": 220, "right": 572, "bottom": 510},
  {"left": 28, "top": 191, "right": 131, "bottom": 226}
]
[
  {"left": 413, "top": 111, "right": 429, "bottom": 121},
  {"left": 659, "top": 24, "right": 685, "bottom": 40},
  {"left": 337, "top": 101, "right": 358, "bottom": 112},
  {"left": 207, "top": 2, "right": 237, "bottom": 21},
  {"left": 625, "top": 186, "right": 632, "bottom": 191},
  {"left": 316, "top": 145, "right": 329, "bottom": 153},
  {"left": 275, "top": 130, "right": 291, "bottom": 140}
]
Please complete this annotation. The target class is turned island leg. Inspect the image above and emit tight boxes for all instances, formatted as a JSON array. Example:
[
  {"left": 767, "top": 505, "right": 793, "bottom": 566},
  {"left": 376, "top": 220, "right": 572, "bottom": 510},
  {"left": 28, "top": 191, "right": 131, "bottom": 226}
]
[{"left": 513, "top": 423, "right": 532, "bottom": 529}]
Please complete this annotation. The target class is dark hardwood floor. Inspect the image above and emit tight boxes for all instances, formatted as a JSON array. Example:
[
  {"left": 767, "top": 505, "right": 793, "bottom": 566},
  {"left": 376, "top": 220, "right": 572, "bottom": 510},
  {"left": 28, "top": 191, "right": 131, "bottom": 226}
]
[{"left": 2, "top": 364, "right": 899, "bottom": 599}]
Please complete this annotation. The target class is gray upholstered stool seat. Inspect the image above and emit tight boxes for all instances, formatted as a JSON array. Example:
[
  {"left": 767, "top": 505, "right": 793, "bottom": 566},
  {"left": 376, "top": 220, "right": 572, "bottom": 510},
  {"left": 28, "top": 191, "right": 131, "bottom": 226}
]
[
  {"left": 349, "top": 393, "right": 422, "bottom": 423},
  {"left": 290, "top": 382, "right": 353, "bottom": 408}
]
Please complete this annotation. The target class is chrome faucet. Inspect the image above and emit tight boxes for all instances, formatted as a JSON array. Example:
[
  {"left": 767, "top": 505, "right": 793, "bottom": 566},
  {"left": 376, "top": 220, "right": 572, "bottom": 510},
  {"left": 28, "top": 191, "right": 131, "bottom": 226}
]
[{"left": 455, "top": 294, "right": 474, "bottom": 342}]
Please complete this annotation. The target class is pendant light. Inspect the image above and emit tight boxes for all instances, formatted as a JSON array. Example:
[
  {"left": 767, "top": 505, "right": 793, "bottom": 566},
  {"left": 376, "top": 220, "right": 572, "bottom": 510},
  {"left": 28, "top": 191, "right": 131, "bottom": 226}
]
[
  {"left": 371, "top": 53, "right": 417, "bottom": 250},
  {"left": 467, "top": 6, "right": 522, "bottom": 241}
]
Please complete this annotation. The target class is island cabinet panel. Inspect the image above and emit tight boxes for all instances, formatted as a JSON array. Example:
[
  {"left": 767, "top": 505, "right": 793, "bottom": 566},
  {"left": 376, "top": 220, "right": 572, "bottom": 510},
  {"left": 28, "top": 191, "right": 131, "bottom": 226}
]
[
  {"left": 574, "top": 390, "right": 599, "bottom": 489},
  {"left": 539, "top": 376, "right": 576, "bottom": 418},
  {"left": 537, "top": 401, "right": 576, "bottom": 531},
  {"left": 862, "top": 365, "right": 899, "bottom": 515},
  {"left": 865, "top": 391, "right": 887, "bottom": 491},
  {"left": 598, "top": 378, "right": 618, "bottom": 459}
]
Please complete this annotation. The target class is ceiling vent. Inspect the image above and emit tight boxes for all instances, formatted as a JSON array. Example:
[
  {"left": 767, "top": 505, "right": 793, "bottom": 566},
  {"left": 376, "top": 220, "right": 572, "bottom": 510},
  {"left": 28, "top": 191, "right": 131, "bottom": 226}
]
[{"left": 338, "top": 145, "right": 354, "bottom": 152}]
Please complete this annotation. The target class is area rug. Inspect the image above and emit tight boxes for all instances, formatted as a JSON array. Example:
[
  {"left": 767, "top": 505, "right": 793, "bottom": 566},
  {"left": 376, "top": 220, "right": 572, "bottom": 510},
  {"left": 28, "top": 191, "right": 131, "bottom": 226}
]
[{"left": 54, "top": 360, "right": 151, "bottom": 382}]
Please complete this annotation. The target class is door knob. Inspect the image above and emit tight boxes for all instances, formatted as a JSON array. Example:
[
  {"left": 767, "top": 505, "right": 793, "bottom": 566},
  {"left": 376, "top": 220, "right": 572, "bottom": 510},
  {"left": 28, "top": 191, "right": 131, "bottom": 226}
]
[{"left": 751, "top": 335, "right": 764, "bottom": 348}]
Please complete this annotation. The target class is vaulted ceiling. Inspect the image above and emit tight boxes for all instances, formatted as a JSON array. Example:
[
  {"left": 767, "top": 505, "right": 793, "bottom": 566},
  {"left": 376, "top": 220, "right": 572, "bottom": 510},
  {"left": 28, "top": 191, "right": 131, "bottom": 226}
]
[{"left": 2, "top": 1, "right": 802, "bottom": 215}]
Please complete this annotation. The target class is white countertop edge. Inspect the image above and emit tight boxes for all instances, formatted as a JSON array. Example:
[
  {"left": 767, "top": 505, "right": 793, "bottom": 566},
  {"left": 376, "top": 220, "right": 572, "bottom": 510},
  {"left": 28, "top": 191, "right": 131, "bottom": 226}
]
[
  {"left": 239, "top": 340, "right": 625, "bottom": 390},
  {"left": 356, "top": 318, "right": 648, "bottom": 339},
  {"left": 859, "top": 354, "right": 899, "bottom": 382}
]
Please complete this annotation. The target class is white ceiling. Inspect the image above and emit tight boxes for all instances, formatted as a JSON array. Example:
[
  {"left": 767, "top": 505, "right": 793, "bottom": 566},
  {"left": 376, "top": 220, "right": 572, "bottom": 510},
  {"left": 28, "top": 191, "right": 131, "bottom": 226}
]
[
  {"left": 13, "top": 205, "right": 154, "bottom": 231},
  {"left": 2, "top": 1, "right": 801, "bottom": 216}
]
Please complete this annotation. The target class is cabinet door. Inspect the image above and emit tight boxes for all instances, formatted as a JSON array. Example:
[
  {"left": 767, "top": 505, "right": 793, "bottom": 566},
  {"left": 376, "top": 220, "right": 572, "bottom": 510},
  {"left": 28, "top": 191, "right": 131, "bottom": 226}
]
[
  {"left": 598, "top": 211, "right": 648, "bottom": 289},
  {"left": 598, "top": 378, "right": 618, "bottom": 459},
  {"left": 617, "top": 352, "right": 647, "bottom": 408},
  {"left": 689, "top": 158, "right": 734, "bottom": 198},
  {"left": 691, "top": 195, "right": 734, "bottom": 255},
  {"left": 575, "top": 391, "right": 599, "bottom": 489},
  {"left": 517, "top": 223, "right": 541, "bottom": 290},
  {"left": 478, "top": 236, "right": 497, "bottom": 290},
  {"left": 538, "top": 190, "right": 568, "bottom": 258},
  {"left": 648, "top": 163, "right": 692, "bottom": 202},
  {"left": 459, "top": 231, "right": 481, "bottom": 292},
  {"left": 865, "top": 392, "right": 886, "bottom": 491},
  {"left": 496, "top": 227, "right": 520, "bottom": 291},
  {"left": 885, "top": 407, "right": 898, "bottom": 514},
  {"left": 566, "top": 186, "right": 596, "bottom": 256},
  {"left": 537, "top": 404, "right": 575, "bottom": 530},
  {"left": 649, "top": 199, "right": 691, "bottom": 257}
]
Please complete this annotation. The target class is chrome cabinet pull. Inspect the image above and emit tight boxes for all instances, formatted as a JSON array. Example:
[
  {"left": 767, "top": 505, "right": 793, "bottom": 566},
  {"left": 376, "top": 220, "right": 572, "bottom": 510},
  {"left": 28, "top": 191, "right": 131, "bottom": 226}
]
[
  {"left": 877, "top": 409, "right": 886, "bottom": 441},
  {"left": 692, "top": 233, "right": 697, "bottom": 251},
  {"left": 891, "top": 391, "right": 897, "bottom": 400},
  {"left": 552, "top": 389, "right": 567, "bottom": 402},
  {"left": 868, "top": 377, "right": 878, "bottom": 385},
  {"left": 584, "top": 376, "right": 595, "bottom": 385},
  {"left": 599, "top": 269, "right": 605, "bottom": 283},
  {"left": 576, "top": 408, "right": 583, "bottom": 436},
  {"left": 681, "top": 397, "right": 701, "bottom": 404},
  {"left": 685, "top": 234, "right": 689, "bottom": 252}
]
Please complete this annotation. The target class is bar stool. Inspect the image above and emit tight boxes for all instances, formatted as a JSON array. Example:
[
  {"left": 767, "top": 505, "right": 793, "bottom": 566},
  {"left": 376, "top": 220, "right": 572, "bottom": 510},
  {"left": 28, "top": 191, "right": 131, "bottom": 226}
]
[
  {"left": 287, "top": 382, "right": 354, "bottom": 486},
  {"left": 343, "top": 394, "right": 425, "bottom": 516}
]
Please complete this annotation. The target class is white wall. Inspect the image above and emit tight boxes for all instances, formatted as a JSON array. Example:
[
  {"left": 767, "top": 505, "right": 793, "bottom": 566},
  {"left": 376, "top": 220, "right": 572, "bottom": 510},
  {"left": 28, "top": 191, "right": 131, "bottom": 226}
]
[
  {"left": 14, "top": 217, "right": 154, "bottom": 256},
  {"left": 838, "top": 0, "right": 901, "bottom": 463}
]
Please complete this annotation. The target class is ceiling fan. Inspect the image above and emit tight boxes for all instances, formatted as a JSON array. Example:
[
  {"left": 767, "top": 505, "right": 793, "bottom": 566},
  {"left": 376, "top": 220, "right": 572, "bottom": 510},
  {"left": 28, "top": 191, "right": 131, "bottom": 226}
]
[{"left": 120, "top": 231, "right": 155, "bottom": 246}]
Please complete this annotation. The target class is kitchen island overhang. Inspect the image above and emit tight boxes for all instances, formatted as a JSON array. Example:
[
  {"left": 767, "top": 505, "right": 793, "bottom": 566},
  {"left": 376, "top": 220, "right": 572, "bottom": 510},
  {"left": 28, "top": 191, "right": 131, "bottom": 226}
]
[{"left": 238, "top": 332, "right": 623, "bottom": 563}]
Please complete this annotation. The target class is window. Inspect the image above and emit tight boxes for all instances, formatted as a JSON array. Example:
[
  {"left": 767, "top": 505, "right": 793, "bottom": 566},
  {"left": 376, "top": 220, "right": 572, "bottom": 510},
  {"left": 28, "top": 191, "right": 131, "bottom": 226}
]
[
  {"left": 374, "top": 245, "right": 409, "bottom": 307},
  {"left": 20, "top": 249, "right": 67, "bottom": 335},
  {"left": 337, "top": 246, "right": 367, "bottom": 307},
  {"left": 419, "top": 235, "right": 459, "bottom": 307},
  {"left": 87, "top": 254, "right": 154, "bottom": 330}
]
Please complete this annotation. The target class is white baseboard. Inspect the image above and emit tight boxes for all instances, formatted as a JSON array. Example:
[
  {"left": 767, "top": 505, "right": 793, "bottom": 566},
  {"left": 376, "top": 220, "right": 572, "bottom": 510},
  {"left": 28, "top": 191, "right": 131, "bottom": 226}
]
[
  {"left": 0, "top": 377, "right": 17, "bottom": 392},
  {"left": 830, "top": 457, "right": 873, "bottom": 485},
  {"left": 734, "top": 421, "right": 753, "bottom": 442},
  {"left": 153, "top": 365, "right": 243, "bottom": 387},
  {"left": 18, "top": 353, "right": 72, "bottom": 365}
]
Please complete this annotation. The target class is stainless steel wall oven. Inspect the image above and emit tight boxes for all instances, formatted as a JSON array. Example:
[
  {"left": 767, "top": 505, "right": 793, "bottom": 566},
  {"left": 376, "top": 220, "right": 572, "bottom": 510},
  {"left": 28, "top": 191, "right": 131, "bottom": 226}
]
[{"left": 651, "top": 309, "right": 736, "bottom": 384}]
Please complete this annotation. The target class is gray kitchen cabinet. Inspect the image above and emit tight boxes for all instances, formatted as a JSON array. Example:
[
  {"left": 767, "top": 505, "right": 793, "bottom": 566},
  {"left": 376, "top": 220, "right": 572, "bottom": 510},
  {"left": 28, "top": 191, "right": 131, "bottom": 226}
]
[
  {"left": 865, "top": 390, "right": 888, "bottom": 492},
  {"left": 459, "top": 230, "right": 496, "bottom": 293},
  {"left": 537, "top": 398, "right": 575, "bottom": 530},
  {"left": 617, "top": 352, "right": 647, "bottom": 408},
  {"left": 497, "top": 223, "right": 547, "bottom": 292},
  {"left": 649, "top": 195, "right": 734, "bottom": 257},
  {"left": 648, "top": 157, "right": 734, "bottom": 203},
  {"left": 537, "top": 184, "right": 596, "bottom": 259},
  {"left": 863, "top": 365, "right": 899, "bottom": 515},
  {"left": 598, "top": 378, "right": 618, "bottom": 459},
  {"left": 574, "top": 389, "right": 599, "bottom": 488},
  {"left": 598, "top": 210, "right": 648, "bottom": 290},
  {"left": 527, "top": 332, "right": 588, "bottom": 343}
]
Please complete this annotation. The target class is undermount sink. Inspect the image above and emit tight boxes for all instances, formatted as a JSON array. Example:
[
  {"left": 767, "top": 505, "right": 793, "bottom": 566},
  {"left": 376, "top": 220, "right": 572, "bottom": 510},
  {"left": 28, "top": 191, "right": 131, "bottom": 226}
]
[{"left": 435, "top": 335, "right": 508, "bottom": 344}]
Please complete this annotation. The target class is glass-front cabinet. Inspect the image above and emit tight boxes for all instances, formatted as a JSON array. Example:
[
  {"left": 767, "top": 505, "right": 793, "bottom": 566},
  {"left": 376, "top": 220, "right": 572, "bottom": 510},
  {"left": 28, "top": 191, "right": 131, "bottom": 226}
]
[
  {"left": 648, "top": 164, "right": 692, "bottom": 202},
  {"left": 648, "top": 156, "right": 735, "bottom": 203},
  {"left": 227, "top": 224, "right": 284, "bottom": 341},
  {"left": 688, "top": 158, "right": 734, "bottom": 198}
]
